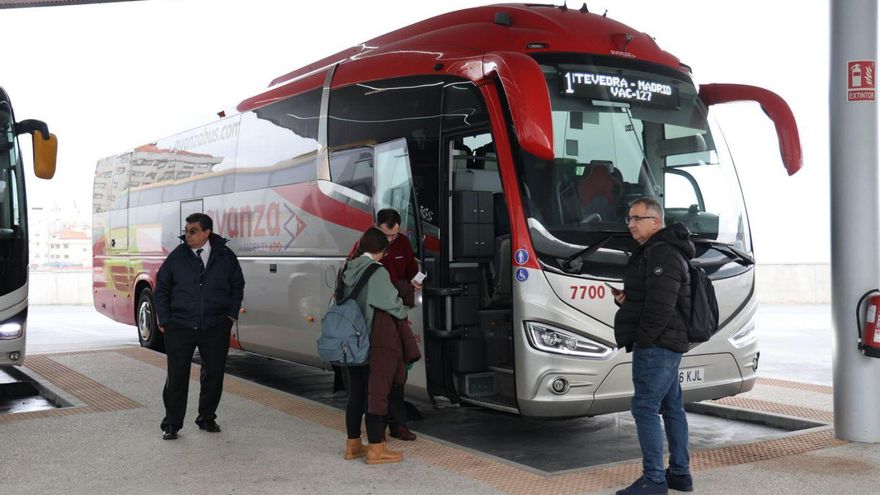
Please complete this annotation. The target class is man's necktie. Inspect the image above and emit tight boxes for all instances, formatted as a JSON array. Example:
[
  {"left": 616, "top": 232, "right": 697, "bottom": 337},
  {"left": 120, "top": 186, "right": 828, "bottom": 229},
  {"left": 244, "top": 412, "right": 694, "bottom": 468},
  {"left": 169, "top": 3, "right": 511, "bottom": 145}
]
[{"left": 196, "top": 248, "right": 205, "bottom": 272}]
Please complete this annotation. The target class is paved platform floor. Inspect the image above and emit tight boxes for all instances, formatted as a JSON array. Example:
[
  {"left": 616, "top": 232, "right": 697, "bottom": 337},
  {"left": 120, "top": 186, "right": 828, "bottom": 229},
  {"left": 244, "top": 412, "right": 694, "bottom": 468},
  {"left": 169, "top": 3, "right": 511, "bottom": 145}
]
[
  {"left": 220, "top": 351, "right": 787, "bottom": 473},
  {"left": 1, "top": 304, "right": 875, "bottom": 494}
]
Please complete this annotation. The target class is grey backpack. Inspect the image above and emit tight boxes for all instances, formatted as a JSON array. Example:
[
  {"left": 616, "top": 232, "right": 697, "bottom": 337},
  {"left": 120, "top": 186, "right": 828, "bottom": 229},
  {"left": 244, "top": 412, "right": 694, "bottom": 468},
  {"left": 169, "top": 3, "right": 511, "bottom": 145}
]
[{"left": 316, "top": 263, "right": 380, "bottom": 366}]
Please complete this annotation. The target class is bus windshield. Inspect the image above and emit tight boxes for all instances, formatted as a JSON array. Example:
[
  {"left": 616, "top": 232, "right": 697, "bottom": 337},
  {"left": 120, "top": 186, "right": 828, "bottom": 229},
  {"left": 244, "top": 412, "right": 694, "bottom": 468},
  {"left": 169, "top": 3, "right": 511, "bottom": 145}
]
[
  {"left": 517, "top": 61, "right": 751, "bottom": 268},
  {"left": 0, "top": 100, "right": 24, "bottom": 235}
]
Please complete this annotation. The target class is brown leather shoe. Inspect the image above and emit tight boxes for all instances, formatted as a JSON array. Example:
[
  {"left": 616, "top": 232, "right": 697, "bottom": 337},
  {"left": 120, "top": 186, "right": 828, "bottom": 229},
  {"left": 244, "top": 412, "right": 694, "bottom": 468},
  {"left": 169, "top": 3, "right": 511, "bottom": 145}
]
[
  {"left": 389, "top": 424, "right": 416, "bottom": 441},
  {"left": 344, "top": 438, "right": 367, "bottom": 460},
  {"left": 366, "top": 442, "right": 403, "bottom": 464}
]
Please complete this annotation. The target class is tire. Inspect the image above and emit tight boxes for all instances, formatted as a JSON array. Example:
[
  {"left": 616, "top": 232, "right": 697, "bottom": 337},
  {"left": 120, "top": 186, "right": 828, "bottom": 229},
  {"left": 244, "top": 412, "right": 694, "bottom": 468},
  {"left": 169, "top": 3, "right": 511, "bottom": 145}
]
[{"left": 137, "top": 288, "right": 164, "bottom": 352}]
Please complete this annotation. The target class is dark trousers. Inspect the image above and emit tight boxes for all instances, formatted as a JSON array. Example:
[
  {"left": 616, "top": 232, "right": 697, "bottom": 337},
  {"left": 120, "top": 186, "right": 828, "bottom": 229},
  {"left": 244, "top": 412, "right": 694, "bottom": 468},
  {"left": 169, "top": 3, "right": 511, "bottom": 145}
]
[
  {"left": 345, "top": 365, "right": 385, "bottom": 443},
  {"left": 161, "top": 322, "right": 231, "bottom": 430},
  {"left": 387, "top": 384, "right": 408, "bottom": 427},
  {"left": 332, "top": 364, "right": 347, "bottom": 392}
]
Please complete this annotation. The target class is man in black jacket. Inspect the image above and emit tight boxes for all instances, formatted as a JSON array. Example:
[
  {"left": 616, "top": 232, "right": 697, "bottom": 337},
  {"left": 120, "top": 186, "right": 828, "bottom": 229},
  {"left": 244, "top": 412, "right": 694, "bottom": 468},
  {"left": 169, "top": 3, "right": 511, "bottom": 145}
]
[
  {"left": 614, "top": 197, "right": 694, "bottom": 495},
  {"left": 155, "top": 213, "right": 244, "bottom": 440}
]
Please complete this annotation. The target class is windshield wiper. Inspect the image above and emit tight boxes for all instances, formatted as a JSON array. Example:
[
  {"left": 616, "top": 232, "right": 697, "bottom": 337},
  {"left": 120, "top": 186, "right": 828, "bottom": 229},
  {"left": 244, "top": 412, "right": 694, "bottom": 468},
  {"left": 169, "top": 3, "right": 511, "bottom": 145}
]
[
  {"left": 560, "top": 232, "right": 629, "bottom": 273},
  {"left": 691, "top": 238, "right": 755, "bottom": 266}
]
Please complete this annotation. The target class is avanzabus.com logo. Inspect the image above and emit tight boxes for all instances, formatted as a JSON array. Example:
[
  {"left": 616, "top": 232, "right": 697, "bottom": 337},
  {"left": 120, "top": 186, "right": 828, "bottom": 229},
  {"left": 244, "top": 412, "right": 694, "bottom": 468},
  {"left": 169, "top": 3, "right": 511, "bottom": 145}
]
[{"left": 173, "top": 121, "right": 240, "bottom": 151}]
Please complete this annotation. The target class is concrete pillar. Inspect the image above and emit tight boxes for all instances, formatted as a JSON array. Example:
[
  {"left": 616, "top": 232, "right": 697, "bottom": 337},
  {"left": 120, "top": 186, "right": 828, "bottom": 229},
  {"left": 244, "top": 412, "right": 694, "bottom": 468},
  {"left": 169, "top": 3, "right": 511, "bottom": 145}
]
[{"left": 830, "top": 0, "right": 880, "bottom": 442}]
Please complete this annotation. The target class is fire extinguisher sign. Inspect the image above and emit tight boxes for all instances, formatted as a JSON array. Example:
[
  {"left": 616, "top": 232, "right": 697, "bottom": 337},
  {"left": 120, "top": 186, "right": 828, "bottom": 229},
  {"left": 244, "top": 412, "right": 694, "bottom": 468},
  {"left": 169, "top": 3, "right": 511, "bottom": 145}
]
[{"left": 848, "top": 60, "right": 875, "bottom": 101}]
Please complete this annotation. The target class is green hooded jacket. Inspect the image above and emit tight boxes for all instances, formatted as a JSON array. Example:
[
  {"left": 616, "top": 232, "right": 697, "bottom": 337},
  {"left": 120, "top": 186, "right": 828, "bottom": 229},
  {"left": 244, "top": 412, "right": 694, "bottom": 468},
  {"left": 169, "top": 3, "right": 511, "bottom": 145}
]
[{"left": 341, "top": 255, "right": 408, "bottom": 330}]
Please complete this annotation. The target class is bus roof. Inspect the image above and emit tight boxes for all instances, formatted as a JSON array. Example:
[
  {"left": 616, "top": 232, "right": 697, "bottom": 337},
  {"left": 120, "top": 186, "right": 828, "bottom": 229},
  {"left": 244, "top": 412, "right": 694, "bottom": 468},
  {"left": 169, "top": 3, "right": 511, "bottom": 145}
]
[{"left": 237, "top": 3, "right": 684, "bottom": 112}]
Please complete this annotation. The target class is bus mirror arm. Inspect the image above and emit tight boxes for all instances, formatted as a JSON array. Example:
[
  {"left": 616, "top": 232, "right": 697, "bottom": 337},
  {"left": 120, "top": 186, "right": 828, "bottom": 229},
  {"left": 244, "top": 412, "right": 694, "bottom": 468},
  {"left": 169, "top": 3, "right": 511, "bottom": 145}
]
[
  {"left": 15, "top": 119, "right": 49, "bottom": 139},
  {"left": 699, "top": 83, "right": 803, "bottom": 176}
]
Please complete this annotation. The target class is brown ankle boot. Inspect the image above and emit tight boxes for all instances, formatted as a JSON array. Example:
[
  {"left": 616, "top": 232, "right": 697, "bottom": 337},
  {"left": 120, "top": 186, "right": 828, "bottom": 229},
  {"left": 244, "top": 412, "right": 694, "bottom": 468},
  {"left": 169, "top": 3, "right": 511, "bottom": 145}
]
[
  {"left": 389, "top": 424, "right": 416, "bottom": 441},
  {"left": 366, "top": 442, "right": 403, "bottom": 464},
  {"left": 344, "top": 438, "right": 367, "bottom": 460}
]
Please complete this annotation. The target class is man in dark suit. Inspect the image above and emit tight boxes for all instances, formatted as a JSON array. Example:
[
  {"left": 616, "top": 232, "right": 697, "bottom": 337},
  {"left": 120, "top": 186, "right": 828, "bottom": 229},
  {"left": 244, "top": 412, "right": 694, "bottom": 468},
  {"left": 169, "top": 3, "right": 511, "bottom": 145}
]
[{"left": 154, "top": 212, "right": 245, "bottom": 440}]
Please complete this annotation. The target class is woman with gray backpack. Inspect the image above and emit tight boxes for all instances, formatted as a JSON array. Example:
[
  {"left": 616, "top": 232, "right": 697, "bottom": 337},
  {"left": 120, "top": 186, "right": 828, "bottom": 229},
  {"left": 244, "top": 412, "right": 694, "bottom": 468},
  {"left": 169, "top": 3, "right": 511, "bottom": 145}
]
[{"left": 334, "top": 227, "right": 410, "bottom": 464}]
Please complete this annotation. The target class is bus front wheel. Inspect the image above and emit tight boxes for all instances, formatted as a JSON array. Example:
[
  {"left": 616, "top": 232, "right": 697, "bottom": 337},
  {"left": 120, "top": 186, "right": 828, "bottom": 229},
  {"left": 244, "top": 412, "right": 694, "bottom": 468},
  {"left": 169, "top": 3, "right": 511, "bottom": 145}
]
[{"left": 137, "top": 288, "right": 164, "bottom": 352}]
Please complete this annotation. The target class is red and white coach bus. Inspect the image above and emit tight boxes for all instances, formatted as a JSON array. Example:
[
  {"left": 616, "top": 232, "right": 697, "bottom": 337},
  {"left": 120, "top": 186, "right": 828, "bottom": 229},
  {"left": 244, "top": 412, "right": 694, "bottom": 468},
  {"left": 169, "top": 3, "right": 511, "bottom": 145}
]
[{"left": 93, "top": 4, "right": 801, "bottom": 418}]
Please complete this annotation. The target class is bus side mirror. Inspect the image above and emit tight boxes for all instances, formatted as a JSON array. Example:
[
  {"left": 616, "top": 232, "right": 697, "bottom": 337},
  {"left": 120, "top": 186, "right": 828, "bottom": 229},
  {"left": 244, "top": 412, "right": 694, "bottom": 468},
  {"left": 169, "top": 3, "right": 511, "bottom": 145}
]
[
  {"left": 15, "top": 119, "right": 57, "bottom": 179},
  {"left": 699, "top": 83, "right": 802, "bottom": 176},
  {"left": 32, "top": 130, "right": 57, "bottom": 179},
  {"left": 483, "top": 52, "right": 555, "bottom": 161}
]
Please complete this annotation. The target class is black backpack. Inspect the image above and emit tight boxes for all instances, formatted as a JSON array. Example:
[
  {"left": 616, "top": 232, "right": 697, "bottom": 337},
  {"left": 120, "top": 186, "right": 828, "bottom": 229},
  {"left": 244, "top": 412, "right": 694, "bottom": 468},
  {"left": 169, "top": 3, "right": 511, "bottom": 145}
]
[
  {"left": 680, "top": 259, "right": 719, "bottom": 343},
  {"left": 648, "top": 242, "right": 719, "bottom": 343}
]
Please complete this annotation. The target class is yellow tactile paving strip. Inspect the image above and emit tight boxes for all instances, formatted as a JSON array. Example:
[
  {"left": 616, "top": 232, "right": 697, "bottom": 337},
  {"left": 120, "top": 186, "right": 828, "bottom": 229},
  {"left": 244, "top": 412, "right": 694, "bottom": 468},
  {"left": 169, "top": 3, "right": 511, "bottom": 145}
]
[
  {"left": 703, "top": 377, "right": 834, "bottom": 424},
  {"left": 112, "top": 347, "right": 845, "bottom": 495},
  {"left": 711, "top": 397, "right": 834, "bottom": 424},
  {"left": 0, "top": 353, "right": 143, "bottom": 424},
  {"left": 756, "top": 377, "right": 833, "bottom": 395}
]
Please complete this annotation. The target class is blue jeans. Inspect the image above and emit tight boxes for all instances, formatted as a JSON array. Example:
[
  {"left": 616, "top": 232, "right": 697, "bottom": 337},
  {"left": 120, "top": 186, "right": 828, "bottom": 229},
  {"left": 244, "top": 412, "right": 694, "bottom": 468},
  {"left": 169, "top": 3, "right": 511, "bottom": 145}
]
[{"left": 631, "top": 344, "right": 690, "bottom": 483}]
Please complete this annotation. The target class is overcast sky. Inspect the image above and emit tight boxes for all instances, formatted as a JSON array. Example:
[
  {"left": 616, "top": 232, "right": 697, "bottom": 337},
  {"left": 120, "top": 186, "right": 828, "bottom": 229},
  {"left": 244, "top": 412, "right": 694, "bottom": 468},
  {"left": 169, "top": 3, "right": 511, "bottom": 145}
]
[{"left": 2, "top": 0, "right": 829, "bottom": 263}]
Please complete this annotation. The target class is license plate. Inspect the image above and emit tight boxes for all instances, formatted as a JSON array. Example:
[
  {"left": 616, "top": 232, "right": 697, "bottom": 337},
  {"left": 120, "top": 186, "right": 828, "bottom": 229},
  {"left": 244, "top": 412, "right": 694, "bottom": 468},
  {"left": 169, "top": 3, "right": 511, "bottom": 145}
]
[{"left": 679, "top": 367, "right": 705, "bottom": 386}]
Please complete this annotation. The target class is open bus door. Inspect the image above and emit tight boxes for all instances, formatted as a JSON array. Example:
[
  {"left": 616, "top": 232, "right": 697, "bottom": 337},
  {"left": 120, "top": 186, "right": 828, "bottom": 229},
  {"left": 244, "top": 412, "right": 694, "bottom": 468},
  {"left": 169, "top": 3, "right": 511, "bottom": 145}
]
[
  {"left": 371, "top": 139, "right": 429, "bottom": 394},
  {"left": 415, "top": 129, "right": 517, "bottom": 411}
]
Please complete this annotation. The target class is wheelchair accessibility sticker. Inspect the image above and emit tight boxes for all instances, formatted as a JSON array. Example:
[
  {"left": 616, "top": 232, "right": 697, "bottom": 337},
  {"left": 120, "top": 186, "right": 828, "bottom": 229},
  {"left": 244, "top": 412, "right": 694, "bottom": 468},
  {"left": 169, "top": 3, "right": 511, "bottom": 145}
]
[
  {"left": 515, "top": 249, "right": 529, "bottom": 265},
  {"left": 516, "top": 268, "right": 529, "bottom": 282}
]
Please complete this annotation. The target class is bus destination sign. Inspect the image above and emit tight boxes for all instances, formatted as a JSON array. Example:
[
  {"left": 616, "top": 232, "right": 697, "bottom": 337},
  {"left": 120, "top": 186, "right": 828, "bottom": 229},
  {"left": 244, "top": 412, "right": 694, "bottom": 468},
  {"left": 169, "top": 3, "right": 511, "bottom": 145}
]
[{"left": 561, "top": 71, "right": 679, "bottom": 109}]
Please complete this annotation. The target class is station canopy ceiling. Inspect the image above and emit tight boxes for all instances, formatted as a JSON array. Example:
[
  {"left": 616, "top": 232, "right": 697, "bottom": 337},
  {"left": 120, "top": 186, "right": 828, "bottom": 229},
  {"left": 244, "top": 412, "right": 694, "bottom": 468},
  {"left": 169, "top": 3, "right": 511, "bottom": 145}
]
[{"left": 0, "top": 0, "right": 140, "bottom": 8}]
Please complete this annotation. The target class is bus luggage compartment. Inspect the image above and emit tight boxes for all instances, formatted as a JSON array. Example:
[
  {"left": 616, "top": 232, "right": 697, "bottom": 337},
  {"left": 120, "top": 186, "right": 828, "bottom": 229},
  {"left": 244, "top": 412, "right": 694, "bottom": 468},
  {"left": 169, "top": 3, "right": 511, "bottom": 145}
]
[{"left": 586, "top": 352, "right": 745, "bottom": 417}]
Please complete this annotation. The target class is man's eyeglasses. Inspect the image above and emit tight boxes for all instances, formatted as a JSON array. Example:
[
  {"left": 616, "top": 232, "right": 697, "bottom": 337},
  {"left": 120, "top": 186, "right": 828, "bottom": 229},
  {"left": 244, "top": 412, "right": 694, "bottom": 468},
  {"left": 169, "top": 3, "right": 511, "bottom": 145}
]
[
  {"left": 624, "top": 215, "right": 658, "bottom": 224},
  {"left": 185, "top": 228, "right": 203, "bottom": 236}
]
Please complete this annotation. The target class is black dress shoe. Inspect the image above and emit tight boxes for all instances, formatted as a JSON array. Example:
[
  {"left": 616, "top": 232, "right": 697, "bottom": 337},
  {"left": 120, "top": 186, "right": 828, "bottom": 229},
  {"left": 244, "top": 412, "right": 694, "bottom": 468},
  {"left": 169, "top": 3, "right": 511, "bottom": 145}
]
[
  {"left": 195, "top": 418, "right": 221, "bottom": 432},
  {"left": 162, "top": 426, "right": 178, "bottom": 440}
]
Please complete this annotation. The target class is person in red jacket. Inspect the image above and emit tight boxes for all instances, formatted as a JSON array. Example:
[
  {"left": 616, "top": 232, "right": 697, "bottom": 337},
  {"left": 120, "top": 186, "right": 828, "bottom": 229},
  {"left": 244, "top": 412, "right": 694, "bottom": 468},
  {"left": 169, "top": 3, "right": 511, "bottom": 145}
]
[
  {"left": 345, "top": 209, "right": 422, "bottom": 293},
  {"left": 376, "top": 209, "right": 421, "bottom": 291}
]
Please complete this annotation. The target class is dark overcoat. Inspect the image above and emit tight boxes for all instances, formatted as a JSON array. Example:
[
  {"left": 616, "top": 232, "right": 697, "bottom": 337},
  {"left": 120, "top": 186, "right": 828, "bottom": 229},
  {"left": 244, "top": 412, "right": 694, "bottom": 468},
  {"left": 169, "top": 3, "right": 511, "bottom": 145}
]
[{"left": 367, "top": 309, "right": 421, "bottom": 416}]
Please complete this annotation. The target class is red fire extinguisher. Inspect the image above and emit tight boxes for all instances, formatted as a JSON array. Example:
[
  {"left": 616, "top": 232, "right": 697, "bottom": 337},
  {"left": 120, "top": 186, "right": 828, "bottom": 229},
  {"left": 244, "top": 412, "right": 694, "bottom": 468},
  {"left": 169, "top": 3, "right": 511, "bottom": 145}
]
[{"left": 857, "top": 290, "right": 880, "bottom": 358}]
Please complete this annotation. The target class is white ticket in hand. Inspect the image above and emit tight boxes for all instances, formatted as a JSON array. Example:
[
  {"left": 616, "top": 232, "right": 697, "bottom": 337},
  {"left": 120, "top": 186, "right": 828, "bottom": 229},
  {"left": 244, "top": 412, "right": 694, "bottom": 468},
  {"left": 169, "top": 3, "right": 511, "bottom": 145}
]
[{"left": 412, "top": 272, "right": 427, "bottom": 284}]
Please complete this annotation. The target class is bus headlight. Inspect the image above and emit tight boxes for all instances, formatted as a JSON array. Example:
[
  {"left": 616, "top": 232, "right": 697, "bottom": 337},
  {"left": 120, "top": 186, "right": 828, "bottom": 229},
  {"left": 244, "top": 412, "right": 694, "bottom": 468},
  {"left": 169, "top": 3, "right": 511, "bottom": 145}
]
[
  {"left": 525, "top": 322, "right": 614, "bottom": 359},
  {"left": 728, "top": 319, "right": 757, "bottom": 349},
  {"left": 0, "top": 322, "right": 22, "bottom": 339}
]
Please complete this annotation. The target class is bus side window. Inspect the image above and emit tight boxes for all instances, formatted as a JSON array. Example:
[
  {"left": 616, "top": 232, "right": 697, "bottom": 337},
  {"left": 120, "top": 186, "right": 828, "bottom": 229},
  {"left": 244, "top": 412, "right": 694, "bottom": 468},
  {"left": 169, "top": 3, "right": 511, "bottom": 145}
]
[
  {"left": 329, "top": 147, "right": 374, "bottom": 197},
  {"left": 92, "top": 160, "right": 115, "bottom": 214},
  {"left": 328, "top": 75, "right": 448, "bottom": 245},
  {"left": 111, "top": 154, "right": 131, "bottom": 211},
  {"left": 139, "top": 117, "right": 241, "bottom": 203},
  {"left": 235, "top": 88, "right": 320, "bottom": 192}
]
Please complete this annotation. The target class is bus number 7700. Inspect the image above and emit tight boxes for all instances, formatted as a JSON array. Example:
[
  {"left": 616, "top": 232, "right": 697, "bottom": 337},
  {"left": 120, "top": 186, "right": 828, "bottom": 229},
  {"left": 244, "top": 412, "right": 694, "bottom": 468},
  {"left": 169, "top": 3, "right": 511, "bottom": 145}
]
[{"left": 569, "top": 285, "right": 606, "bottom": 300}]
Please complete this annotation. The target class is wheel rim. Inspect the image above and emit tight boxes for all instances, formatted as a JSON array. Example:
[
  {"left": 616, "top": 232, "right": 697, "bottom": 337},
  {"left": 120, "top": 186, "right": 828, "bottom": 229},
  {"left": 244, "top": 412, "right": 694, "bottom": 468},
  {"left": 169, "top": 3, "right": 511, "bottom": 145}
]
[{"left": 138, "top": 299, "right": 153, "bottom": 342}]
